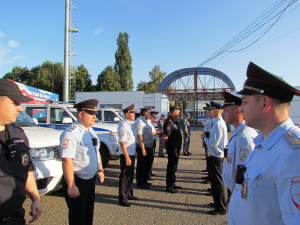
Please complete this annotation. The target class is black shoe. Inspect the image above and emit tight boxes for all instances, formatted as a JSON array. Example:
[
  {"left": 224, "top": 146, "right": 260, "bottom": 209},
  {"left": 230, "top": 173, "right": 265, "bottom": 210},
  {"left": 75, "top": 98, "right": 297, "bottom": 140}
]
[
  {"left": 209, "top": 203, "right": 216, "bottom": 207},
  {"left": 207, "top": 188, "right": 212, "bottom": 191},
  {"left": 137, "top": 183, "right": 150, "bottom": 189},
  {"left": 166, "top": 188, "right": 179, "bottom": 194},
  {"left": 183, "top": 153, "right": 189, "bottom": 156},
  {"left": 148, "top": 176, "right": 155, "bottom": 181},
  {"left": 202, "top": 169, "right": 208, "bottom": 172},
  {"left": 207, "top": 209, "right": 226, "bottom": 215},
  {"left": 128, "top": 196, "right": 138, "bottom": 200},
  {"left": 151, "top": 173, "right": 156, "bottom": 176},
  {"left": 202, "top": 176, "right": 209, "bottom": 180},
  {"left": 158, "top": 155, "right": 165, "bottom": 158},
  {"left": 120, "top": 201, "right": 131, "bottom": 207},
  {"left": 172, "top": 185, "right": 182, "bottom": 189},
  {"left": 187, "top": 152, "right": 192, "bottom": 155},
  {"left": 145, "top": 181, "right": 152, "bottom": 186},
  {"left": 205, "top": 193, "right": 212, "bottom": 196}
]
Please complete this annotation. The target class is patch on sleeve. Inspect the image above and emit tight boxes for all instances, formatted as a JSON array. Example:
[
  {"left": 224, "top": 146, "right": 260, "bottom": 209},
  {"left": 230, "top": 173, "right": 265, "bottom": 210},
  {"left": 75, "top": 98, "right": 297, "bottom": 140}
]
[
  {"left": 239, "top": 147, "right": 250, "bottom": 162},
  {"left": 120, "top": 129, "right": 125, "bottom": 137},
  {"left": 284, "top": 132, "right": 300, "bottom": 149},
  {"left": 291, "top": 176, "right": 300, "bottom": 210},
  {"left": 62, "top": 138, "right": 69, "bottom": 149},
  {"left": 137, "top": 124, "right": 141, "bottom": 132}
]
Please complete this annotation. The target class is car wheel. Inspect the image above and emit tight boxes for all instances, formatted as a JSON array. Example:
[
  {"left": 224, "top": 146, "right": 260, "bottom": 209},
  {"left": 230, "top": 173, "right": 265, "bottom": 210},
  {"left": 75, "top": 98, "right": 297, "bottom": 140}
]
[{"left": 99, "top": 144, "right": 110, "bottom": 169}]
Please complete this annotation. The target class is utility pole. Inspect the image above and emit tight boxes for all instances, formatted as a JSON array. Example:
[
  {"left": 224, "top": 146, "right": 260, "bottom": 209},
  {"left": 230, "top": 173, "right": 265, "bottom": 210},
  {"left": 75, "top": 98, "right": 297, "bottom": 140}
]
[{"left": 63, "top": 0, "right": 69, "bottom": 102}]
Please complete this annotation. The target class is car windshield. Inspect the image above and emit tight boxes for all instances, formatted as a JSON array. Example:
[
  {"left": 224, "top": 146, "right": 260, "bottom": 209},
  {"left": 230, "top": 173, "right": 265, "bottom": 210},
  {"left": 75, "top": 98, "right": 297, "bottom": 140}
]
[
  {"left": 115, "top": 110, "right": 125, "bottom": 120},
  {"left": 15, "top": 111, "right": 38, "bottom": 127},
  {"left": 67, "top": 107, "right": 78, "bottom": 118}
]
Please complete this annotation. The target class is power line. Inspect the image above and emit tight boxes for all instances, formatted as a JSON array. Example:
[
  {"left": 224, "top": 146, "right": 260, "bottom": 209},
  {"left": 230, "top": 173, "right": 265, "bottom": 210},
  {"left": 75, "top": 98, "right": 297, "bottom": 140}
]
[{"left": 197, "top": 0, "right": 298, "bottom": 67}]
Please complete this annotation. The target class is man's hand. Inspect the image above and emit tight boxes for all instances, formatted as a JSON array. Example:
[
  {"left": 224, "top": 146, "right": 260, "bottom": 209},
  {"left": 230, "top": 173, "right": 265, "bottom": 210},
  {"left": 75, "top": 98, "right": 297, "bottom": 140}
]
[
  {"left": 98, "top": 171, "right": 105, "bottom": 183},
  {"left": 142, "top": 150, "right": 147, "bottom": 156},
  {"left": 206, "top": 151, "right": 211, "bottom": 157},
  {"left": 201, "top": 133, "right": 206, "bottom": 139},
  {"left": 125, "top": 157, "right": 132, "bottom": 166},
  {"left": 28, "top": 199, "right": 43, "bottom": 223},
  {"left": 68, "top": 185, "right": 80, "bottom": 198}
]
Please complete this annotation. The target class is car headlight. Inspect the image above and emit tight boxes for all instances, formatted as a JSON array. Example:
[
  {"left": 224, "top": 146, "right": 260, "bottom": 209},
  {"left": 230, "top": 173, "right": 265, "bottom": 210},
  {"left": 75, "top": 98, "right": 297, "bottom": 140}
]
[
  {"left": 109, "top": 132, "right": 116, "bottom": 136},
  {"left": 30, "top": 148, "right": 55, "bottom": 161}
]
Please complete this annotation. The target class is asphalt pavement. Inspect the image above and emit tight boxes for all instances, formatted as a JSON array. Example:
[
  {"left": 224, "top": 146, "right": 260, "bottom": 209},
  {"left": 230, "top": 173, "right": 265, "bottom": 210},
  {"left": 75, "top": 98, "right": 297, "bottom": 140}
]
[{"left": 23, "top": 129, "right": 228, "bottom": 225}]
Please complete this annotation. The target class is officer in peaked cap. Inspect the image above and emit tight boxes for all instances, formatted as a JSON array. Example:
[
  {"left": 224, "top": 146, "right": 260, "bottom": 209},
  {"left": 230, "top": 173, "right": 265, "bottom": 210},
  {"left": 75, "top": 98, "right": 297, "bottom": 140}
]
[
  {"left": 163, "top": 105, "right": 182, "bottom": 193},
  {"left": 0, "top": 79, "right": 42, "bottom": 224},
  {"left": 228, "top": 62, "right": 300, "bottom": 224},
  {"left": 220, "top": 91, "right": 257, "bottom": 207},
  {"left": 181, "top": 112, "right": 191, "bottom": 156},
  {"left": 202, "top": 100, "right": 228, "bottom": 215},
  {"left": 118, "top": 104, "right": 137, "bottom": 207},
  {"left": 202, "top": 102, "right": 213, "bottom": 177},
  {"left": 148, "top": 110, "right": 161, "bottom": 180},
  {"left": 157, "top": 113, "right": 166, "bottom": 157},
  {"left": 74, "top": 99, "right": 99, "bottom": 114},
  {"left": 133, "top": 106, "right": 153, "bottom": 189},
  {"left": 60, "top": 98, "right": 104, "bottom": 224}
]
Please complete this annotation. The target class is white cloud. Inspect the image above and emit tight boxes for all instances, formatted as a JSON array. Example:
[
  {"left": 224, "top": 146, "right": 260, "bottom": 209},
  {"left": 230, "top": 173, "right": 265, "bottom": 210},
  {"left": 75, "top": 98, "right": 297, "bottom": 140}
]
[
  {"left": 0, "top": 31, "right": 5, "bottom": 38},
  {"left": 8, "top": 40, "right": 18, "bottom": 48},
  {"left": 93, "top": 27, "right": 104, "bottom": 36}
]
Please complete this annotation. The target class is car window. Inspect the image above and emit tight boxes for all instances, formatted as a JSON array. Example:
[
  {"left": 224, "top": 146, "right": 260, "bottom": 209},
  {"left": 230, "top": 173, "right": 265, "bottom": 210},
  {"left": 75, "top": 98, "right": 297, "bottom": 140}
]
[
  {"left": 25, "top": 107, "right": 47, "bottom": 124},
  {"left": 50, "top": 108, "right": 74, "bottom": 124},
  {"left": 104, "top": 111, "right": 116, "bottom": 122}
]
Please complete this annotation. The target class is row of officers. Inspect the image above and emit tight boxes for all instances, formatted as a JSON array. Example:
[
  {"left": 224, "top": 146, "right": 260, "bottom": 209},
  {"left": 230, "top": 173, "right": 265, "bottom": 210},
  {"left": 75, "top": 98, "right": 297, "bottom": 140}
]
[{"left": 1, "top": 61, "right": 300, "bottom": 225}]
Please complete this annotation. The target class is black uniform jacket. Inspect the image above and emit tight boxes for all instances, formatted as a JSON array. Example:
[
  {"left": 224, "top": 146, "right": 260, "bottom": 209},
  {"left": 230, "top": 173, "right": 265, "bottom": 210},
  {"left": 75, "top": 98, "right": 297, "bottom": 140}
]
[{"left": 0, "top": 123, "right": 34, "bottom": 219}]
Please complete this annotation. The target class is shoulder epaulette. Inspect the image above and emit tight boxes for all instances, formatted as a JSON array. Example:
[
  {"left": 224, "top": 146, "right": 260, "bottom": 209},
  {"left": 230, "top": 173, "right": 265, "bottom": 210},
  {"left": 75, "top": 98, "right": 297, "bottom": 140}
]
[
  {"left": 284, "top": 132, "right": 300, "bottom": 149},
  {"left": 66, "top": 125, "right": 77, "bottom": 132}
]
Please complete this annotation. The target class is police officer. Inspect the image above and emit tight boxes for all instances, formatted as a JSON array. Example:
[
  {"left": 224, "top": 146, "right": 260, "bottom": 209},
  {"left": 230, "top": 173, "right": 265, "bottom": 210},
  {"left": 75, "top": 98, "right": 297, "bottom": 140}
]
[
  {"left": 0, "top": 79, "right": 42, "bottom": 224},
  {"left": 201, "top": 103, "right": 213, "bottom": 178},
  {"left": 157, "top": 113, "right": 166, "bottom": 157},
  {"left": 148, "top": 111, "right": 161, "bottom": 180},
  {"left": 181, "top": 112, "right": 191, "bottom": 156},
  {"left": 228, "top": 62, "right": 300, "bottom": 224},
  {"left": 221, "top": 91, "right": 257, "bottom": 205},
  {"left": 201, "top": 101, "right": 228, "bottom": 215},
  {"left": 133, "top": 107, "right": 153, "bottom": 188},
  {"left": 163, "top": 105, "right": 182, "bottom": 193},
  {"left": 118, "top": 104, "right": 137, "bottom": 207},
  {"left": 60, "top": 99, "right": 104, "bottom": 225}
]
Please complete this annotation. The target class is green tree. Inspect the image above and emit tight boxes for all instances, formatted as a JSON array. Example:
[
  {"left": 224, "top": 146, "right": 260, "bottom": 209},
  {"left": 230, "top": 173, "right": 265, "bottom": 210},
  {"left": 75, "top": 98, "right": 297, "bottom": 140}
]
[
  {"left": 75, "top": 64, "right": 93, "bottom": 92},
  {"left": 114, "top": 32, "right": 133, "bottom": 91},
  {"left": 3, "top": 66, "right": 31, "bottom": 83},
  {"left": 136, "top": 65, "right": 167, "bottom": 94},
  {"left": 96, "top": 66, "right": 121, "bottom": 91}
]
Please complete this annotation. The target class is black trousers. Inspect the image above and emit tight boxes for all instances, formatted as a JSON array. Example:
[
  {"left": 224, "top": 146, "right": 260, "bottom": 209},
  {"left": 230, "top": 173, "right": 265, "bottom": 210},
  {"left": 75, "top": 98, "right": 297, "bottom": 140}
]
[
  {"left": 149, "top": 140, "right": 156, "bottom": 176},
  {"left": 119, "top": 154, "right": 135, "bottom": 202},
  {"left": 209, "top": 156, "right": 226, "bottom": 211},
  {"left": 166, "top": 144, "right": 181, "bottom": 188},
  {"left": 63, "top": 175, "right": 96, "bottom": 225},
  {"left": 136, "top": 145, "right": 153, "bottom": 185}
]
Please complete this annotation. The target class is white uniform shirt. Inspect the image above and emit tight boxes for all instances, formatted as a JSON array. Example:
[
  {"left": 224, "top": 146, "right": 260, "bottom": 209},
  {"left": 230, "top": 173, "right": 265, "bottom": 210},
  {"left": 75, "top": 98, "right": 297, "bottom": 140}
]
[
  {"left": 60, "top": 121, "right": 100, "bottom": 179},
  {"left": 147, "top": 119, "right": 158, "bottom": 141},
  {"left": 222, "top": 122, "right": 257, "bottom": 191},
  {"left": 203, "top": 118, "right": 213, "bottom": 132},
  {"left": 133, "top": 116, "right": 153, "bottom": 148},
  {"left": 228, "top": 119, "right": 300, "bottom": 225},
  {"left": 204, "top": 116, "right": 228, "bottom": 157},
  {"left": 117, "top": 119, "right": 136, "bottom": 156}
]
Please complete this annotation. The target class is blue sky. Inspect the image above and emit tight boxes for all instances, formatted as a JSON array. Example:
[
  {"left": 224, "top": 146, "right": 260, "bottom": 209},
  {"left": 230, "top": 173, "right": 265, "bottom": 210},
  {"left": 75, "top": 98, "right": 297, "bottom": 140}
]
[{"left": 1, "top": 0, "right": 300, "bottom": 92}]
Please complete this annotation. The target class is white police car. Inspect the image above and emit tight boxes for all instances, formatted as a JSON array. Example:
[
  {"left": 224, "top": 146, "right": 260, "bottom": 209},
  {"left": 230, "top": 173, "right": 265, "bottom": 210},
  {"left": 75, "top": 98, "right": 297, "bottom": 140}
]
[
  {"left": 16, "top": 111, "right": 63, "bottom": 195},
  {"left": 21, "top": 103, "right": 120, "bottom": 168}
]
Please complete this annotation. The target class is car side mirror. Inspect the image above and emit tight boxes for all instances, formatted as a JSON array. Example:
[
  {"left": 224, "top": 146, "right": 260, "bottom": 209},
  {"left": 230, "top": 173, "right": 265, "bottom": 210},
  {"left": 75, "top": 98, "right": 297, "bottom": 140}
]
[
  {"left": 32, "top": 118, "right": 38, "bottom": 124},
  {"left": 113, "top": 117, "right": 121, "bottom": 122}
]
